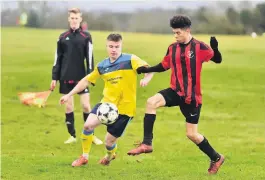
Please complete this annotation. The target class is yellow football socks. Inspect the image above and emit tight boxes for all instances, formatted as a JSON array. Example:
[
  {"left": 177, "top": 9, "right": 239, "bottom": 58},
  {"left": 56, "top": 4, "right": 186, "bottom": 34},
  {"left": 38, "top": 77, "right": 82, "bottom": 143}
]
[
  {"left": 106, "top": 144, "right": 117, "bottom": 160},
  {"left": 81, "top": 130, "right": 94, "bottom": 159}
]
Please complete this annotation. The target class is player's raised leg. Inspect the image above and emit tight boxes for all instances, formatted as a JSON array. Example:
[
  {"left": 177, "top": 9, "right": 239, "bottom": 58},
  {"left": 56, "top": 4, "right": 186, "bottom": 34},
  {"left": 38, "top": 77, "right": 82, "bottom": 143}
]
[
  {"left": 127, "top": 93, "right": 166, "bottom": 155},
  {"left": 80, "top": 93, "right": 103, "bottom": 145},
  {"left": 72, "top": 110, "right": 101, "bottom": 167},
  {"left": 99, "top": 132, "right": 118, "bottom": 166}
]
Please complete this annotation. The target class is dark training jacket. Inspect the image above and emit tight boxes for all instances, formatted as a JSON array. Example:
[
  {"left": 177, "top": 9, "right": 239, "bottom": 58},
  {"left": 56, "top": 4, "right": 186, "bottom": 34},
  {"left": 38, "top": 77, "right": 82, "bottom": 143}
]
[{"left": 52, "top": 28, "right": 94, "bottom": 81}]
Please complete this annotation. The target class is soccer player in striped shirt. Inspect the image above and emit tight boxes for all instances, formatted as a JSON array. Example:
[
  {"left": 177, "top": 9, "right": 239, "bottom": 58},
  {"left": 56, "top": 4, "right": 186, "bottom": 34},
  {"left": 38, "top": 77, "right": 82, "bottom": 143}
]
[{"left": 127, "top": 15, "right": 224, "bottom": 174}]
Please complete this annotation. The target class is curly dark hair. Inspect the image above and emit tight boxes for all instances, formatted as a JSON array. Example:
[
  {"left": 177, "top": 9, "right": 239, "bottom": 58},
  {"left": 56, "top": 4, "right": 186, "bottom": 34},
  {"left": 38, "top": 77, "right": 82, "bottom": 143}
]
[
  {"left": 170, "top": 15, "right": 191, "bottom": 29},
  {"left": 107, "top": 33, "right": 122, "bottom": 42}
]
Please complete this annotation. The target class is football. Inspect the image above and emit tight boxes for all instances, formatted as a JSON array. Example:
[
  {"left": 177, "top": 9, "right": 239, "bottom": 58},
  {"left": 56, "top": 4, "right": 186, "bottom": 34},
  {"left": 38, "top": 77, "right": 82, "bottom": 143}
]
[{"left": 96, "top": 102, "right": 119, "bottom": 125}]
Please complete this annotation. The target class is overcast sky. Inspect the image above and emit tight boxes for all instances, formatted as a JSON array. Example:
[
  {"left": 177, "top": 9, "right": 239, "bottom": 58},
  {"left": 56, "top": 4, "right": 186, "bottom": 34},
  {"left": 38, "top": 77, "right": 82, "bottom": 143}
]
[{"left": 2, "top": 0, "right": 265, "bottom": 12}]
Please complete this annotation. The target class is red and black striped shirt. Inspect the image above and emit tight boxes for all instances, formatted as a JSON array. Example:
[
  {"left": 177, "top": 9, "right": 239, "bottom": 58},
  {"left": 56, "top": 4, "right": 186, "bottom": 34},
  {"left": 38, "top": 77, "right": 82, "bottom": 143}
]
[{"left": 161, "top": 38, "right": 214, "bottom": 106}]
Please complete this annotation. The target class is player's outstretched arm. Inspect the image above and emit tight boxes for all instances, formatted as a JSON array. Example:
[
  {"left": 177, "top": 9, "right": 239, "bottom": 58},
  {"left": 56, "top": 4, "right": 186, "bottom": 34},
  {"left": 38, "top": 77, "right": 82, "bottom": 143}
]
[
  {"left": 210, "top": 36, "right": 222, "bottom": 64},
  {"left": 136, "top": 63, "right": 166, "bottom": 74},
  {"left": 60, "top": 77, "right": 90, "bottom": 104}
]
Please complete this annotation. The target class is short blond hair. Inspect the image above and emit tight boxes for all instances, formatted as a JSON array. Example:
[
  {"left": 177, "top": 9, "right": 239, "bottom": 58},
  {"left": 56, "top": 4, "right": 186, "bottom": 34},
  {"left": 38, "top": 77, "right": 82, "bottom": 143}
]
[{"left": 68, "top": 8, "right": 82, "bottom": 16}]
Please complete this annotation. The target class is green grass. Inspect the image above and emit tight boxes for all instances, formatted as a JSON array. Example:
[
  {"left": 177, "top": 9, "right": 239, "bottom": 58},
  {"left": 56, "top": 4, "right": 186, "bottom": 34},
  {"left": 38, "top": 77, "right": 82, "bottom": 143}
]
[{"left": 1, "top": 27, "right": 265, "bottom": 180}]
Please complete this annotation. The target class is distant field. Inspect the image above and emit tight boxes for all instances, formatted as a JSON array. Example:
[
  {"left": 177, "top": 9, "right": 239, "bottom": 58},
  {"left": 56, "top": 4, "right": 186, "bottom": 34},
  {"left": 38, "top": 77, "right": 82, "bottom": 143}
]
[{"left": 1, "top": 27, "right": 265, "bottom": 180}]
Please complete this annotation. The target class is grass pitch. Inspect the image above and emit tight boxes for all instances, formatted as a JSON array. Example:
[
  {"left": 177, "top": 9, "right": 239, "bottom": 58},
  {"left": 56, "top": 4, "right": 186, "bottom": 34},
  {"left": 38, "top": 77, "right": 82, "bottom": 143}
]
[{"left": 1, "top": 27, "right": 265, "bottom": 180}]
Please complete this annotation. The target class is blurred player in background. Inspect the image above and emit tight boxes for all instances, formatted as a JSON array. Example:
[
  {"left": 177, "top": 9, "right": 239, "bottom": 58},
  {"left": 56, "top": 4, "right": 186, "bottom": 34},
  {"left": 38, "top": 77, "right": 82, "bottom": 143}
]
[
  {"left": 50, "top": 8, "right": 102, "bottom": 145},
  {"left": 81, "top": 21, "right": 88, "bottom": 32},
  {"left": 60, "top": 33, "right": 154, "bottom": 166},
  {"left": 127, "top": 15, "right": 224, "bottom": 175}
]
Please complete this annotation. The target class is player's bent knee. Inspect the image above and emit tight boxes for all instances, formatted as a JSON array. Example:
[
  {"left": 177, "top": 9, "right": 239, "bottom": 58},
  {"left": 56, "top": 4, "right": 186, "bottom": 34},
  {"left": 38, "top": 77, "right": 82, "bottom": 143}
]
[
  {"left": 65, "top": 104, "right": 74, "bottom": 112},
  {"left": 146, "top": 94, "right": 165, "bottom": 109},
  {"left": 82, "top": 104, "right": 90, "bottom": 112},
  {"left": 83, "top": 124, "right": 94, "bottom": 132},
  {"left": 146, "top": 97, "right": 157, "bottom": 109},
  {"left": 186, "top": 132, "right": 197, "bottom": 142}
]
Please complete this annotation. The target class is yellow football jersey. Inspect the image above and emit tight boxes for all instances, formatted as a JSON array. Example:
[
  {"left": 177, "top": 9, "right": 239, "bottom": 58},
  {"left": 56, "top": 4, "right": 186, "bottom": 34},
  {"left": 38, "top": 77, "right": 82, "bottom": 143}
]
[{"left": 86, "top": 53, "right": 148, "bottom": 117}]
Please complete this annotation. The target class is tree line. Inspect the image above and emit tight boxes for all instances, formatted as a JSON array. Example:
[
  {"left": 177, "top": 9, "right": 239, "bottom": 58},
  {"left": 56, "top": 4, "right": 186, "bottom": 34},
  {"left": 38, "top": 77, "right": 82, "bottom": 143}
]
[{"left": 1, "top": 1, "right": 265, "bottom": 35}]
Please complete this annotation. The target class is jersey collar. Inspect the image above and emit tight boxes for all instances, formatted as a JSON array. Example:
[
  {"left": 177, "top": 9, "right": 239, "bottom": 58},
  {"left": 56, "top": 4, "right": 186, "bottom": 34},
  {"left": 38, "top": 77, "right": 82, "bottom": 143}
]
[{"left": 69, "top": 27, "right": 81, "bottom": 33}]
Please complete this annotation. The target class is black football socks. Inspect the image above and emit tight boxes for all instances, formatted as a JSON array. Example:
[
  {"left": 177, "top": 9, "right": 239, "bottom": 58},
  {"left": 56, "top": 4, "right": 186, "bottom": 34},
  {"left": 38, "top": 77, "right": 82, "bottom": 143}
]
[{"left": 142, "top": 113, "right": 156, "bottom": 146}]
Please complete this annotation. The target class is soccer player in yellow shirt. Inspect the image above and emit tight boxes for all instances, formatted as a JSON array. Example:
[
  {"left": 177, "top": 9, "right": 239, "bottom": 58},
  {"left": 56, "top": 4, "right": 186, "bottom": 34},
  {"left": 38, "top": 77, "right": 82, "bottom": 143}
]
[{"left": 60, "top": 33, "right": 153, "bottom": 166}]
